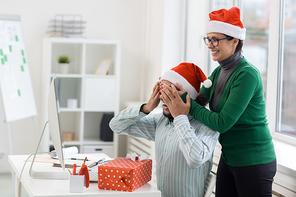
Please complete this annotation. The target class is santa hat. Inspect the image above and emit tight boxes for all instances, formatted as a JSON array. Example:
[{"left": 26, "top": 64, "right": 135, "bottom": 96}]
[
  {"left": 206, "top": 7, "right": 246, "bottom": 40},
  {"left": 160, "top": 62, "right": 212, "bottom": 99}
]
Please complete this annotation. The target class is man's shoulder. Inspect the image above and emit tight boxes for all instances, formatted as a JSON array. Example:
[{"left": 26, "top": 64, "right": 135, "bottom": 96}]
[
  {"left": 188, "top": 116, "right": 202, "bottom": 124},
  {"left": 189, "top": 117, "right": 216, "bottom": 131}
]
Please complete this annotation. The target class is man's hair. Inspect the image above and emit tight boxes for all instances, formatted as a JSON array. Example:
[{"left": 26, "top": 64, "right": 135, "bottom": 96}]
[{"left": 195, "top": 92, "right": 208, "bottom": 106}]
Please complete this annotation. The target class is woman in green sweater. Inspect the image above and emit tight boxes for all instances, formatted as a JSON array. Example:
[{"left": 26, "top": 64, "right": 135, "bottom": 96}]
[{"left": 160, "top": 7, "right": 276, "bottom": 197}]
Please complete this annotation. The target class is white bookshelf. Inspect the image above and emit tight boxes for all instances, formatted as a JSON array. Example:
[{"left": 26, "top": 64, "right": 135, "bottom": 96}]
[{"left": 41, "top": 37, "right": 121, "bottom": 158}]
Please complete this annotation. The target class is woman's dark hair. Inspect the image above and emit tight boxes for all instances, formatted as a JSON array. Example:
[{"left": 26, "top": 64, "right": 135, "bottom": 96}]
[
  {"left": 224, "top": 34, "right": 243, "bottom": 53},
  {"left": 195, "top": 92, "right": 208, "bottom": 107}
]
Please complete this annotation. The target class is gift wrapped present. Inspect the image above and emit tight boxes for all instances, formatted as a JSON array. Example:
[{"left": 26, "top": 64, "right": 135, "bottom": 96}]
[{"left": 98, "top": 156, "right": 152, "bottom": 192}]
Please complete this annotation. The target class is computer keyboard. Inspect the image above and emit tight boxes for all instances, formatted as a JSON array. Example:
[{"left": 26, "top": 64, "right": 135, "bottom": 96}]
[
  {"left": 89, "top": 159, "right": 112, "bottom": 182},
  {"left": 89, "top": 170, "right": 98, "bottom": 182}
]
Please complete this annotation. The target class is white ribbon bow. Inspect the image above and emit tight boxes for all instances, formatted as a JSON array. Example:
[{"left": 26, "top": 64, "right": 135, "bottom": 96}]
[{"left": 126, "top": 152, "right": 149, "bottom": 161}]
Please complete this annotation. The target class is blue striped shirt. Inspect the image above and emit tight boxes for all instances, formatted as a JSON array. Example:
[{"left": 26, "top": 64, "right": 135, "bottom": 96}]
[{"left": 109, "top": 105, "right": 219, "bottom": 197}]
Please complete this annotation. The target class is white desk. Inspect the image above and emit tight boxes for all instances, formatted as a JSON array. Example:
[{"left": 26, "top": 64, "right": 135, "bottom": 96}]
[{"left": 8, "top": 154, "right": 161, "bottom": 197}]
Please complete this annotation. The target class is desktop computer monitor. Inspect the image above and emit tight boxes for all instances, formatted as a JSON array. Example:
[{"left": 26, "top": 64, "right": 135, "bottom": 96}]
[
  {"left": 48, "top": 76, "right": 65, "bottom": 169},
  {"left": 29, "top": 76, "right": 69, "bottom": 180}
]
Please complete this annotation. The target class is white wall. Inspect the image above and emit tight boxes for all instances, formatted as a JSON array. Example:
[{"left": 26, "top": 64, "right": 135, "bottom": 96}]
[
  {"left": 185, "top": 0, "right": 209, "bottom": 74},
  {"left": 0, "top": 0, "right": 150, "bottom": 172},
  {"left": 141, "top": 0, "right": 165, "bottom": 101},
  {"left": 161, "top": 0, "right": 185, "bottom": 75},
  {"left": 142, "top": 0, "right": 186, "bottom": 102},
  {"left": 143, "top": 0, "right": 210, "bottom": 100}
]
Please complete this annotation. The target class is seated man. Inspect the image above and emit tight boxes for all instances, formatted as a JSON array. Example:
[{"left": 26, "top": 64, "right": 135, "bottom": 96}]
[{"left": 109, "top": 62, "right": 219, "bottom": 197}]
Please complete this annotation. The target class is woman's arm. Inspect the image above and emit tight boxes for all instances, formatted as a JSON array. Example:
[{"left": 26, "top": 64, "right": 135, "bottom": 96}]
[
  {"left": 165, "top": 69, "right": 258, "bottom": 133},
  {"left": 192, "top": 70, "right": 258, "bottom": 133}
]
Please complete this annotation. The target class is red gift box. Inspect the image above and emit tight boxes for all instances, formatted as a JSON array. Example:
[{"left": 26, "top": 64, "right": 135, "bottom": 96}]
[{"left": 98, "top": 157, "right": 152, "bottom": 192}]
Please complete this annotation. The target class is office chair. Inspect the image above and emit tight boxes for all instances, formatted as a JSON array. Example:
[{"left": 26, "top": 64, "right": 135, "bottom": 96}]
[{"left": 204, "top": 172, "right": 216, "bottom": 197}]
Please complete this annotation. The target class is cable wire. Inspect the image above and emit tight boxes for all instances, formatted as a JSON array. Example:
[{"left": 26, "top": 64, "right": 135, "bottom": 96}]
[{"left": 17, "top": 121, "right": 49, "bottom": 197}]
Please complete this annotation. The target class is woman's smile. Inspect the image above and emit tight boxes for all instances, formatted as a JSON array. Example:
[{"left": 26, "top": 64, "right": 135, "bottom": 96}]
[{"left": 211, "top": 50, "right": 219, "bottom": 55}]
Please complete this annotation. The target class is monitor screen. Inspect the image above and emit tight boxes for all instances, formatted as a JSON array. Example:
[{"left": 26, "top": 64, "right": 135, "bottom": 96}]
[
  {"left": 29, "top": 76, "right": 68, "bottom": 179},
  {"left": 48, "top": 76, "right": 65, "bottom": 170}
]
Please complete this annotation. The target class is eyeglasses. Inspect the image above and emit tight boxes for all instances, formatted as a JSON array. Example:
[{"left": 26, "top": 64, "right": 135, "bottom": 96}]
[{"left": 203, "top": 36, "right": 231, "bottom": 47}]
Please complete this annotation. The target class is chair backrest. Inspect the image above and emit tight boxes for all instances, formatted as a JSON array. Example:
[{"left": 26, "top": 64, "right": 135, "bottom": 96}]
[{"left": 204, "top": 172, "right": 216, "bottom": 197}]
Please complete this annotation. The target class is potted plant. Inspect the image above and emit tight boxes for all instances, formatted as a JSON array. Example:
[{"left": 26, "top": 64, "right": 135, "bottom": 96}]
[{"left": 58, "top": 55, "right": 70, "bottom": 74}]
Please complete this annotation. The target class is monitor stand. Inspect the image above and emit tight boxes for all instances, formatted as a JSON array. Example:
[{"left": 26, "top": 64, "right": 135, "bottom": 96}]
[{"left": 29, "top": 121, "right": 69, "bottom": 180}]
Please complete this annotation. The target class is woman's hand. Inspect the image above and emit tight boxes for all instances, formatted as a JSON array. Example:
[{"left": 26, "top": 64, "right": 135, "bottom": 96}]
[
  {"left": 160, "top": 84, "right": 191, "bottom": 118},
  {"left": 175, "top": 82, "right": 186, "bottom": 96}
]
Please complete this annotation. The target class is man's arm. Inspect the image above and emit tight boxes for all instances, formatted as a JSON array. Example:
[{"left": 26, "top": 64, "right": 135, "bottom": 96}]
[
  {"left": 174, "top": 115, "right": 219, "bottom": 168},
  {"left": 109, "top": 104, "right": 158, "bottom": 141},
  {"left": 109, "top": 81, "right": 162, "bottom": 141}
]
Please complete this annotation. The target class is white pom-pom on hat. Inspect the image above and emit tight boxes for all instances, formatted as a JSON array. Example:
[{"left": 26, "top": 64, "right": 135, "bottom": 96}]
[{"left": 203, "top": 79, "right": 212, "bottom": 88}]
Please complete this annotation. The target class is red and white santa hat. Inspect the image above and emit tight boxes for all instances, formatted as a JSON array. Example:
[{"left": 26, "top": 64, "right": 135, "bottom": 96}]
[
  {"left": 160, "top": 62, "right": 212, "bottom": 99},
  {"left": 206, "top": 7, "right": 246, "bottom": 40}
]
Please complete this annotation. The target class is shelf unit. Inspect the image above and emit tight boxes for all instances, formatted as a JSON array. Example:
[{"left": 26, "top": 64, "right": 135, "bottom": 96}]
[{"left": 41, "top": 37, "right": 121, "bottom": 158}]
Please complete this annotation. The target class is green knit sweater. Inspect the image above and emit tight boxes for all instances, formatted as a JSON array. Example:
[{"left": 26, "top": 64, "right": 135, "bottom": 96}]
[{"left": 182, "top": 58, "right": 276, "bottom": 166}]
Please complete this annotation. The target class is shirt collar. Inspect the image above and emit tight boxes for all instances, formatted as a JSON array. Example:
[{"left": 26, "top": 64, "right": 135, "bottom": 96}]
[
  {"left": 165, "top": 115, "right": 194, "bottom": 125},
  {"left": 165, "top": 119, "right": 172, "bottom": 126}
]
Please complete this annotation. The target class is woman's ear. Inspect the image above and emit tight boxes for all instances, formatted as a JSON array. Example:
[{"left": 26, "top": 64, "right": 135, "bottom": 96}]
[
  {"left": 233, "top": 38, "right": 239, "bottom": 46},
  {"left": 231, "top": 38, "right": 239, "bottom": 51}
]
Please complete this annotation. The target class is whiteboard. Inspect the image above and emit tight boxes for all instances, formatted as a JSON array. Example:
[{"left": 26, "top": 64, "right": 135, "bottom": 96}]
[{"left": 0, "top": 14, "right": 37, "bottom": 122}]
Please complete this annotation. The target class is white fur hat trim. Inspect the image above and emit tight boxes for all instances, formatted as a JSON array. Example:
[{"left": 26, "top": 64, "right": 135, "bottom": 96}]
[
  {"left": 161, "top": 70, "right": 198, "bottom": 99},
  {"left": 206, "top": 20, "right": 246, "bottom": 40}
]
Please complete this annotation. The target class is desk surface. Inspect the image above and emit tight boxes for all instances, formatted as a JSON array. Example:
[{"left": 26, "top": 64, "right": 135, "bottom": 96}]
[{"left": 8, "top": 154, "right": 161, "bottom": 197}]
